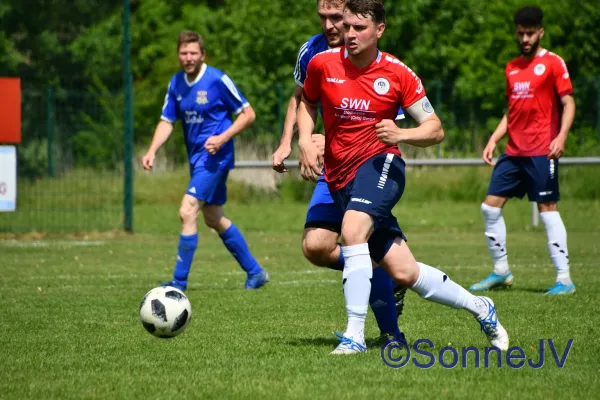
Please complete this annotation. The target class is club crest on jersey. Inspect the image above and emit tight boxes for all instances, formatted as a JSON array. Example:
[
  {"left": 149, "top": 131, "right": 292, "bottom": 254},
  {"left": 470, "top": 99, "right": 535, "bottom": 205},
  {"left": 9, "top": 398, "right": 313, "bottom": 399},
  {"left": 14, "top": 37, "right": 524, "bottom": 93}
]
[
  {"left": 196, "top": 90, "right": 208, "bottom": 105},
  {"left": 534, "top": 64, "right": 546, "bottom": 76},
  {"left": 374, "top": 78, "right": 390, "bottom": 95}
]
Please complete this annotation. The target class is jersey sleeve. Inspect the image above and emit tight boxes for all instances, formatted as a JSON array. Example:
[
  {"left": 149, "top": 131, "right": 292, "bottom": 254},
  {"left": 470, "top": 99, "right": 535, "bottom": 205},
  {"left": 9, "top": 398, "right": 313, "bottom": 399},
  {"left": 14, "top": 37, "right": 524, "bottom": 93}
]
[
  {"left": 302, "top": 56, "right": 322, "bottom": 105},
  {"left": 293, "top": 41, "right": 311, "bottom": 87},
  {"left": 161, "top": 79, "right": 178, "bottom": 123},
  {"left": 395, "top": 65, "right": 426, "bottom": 109},
  {"left": 217, "top": 74, "right": 250, "bottom": 115},
  {"left": 551, "top": 56, "right": 573, "bottom": 98}
]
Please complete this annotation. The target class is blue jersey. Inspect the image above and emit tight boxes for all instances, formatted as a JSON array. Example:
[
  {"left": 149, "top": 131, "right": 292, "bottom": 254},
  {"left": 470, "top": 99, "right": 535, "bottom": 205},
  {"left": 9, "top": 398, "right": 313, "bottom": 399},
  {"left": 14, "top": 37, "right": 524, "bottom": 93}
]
[
  {"left": 161, "top": 64, "right": 249, "bottom": 170},
  {"left": 293, "top": 34, "right": 404, "bottom": 120}
]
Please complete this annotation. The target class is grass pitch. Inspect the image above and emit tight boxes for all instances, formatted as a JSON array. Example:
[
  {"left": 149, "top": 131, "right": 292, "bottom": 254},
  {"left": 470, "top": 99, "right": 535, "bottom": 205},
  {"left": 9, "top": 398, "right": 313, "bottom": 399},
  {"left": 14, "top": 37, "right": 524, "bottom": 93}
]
[{"left": 1, "top": 198, "right": 599, "bottom": 399}]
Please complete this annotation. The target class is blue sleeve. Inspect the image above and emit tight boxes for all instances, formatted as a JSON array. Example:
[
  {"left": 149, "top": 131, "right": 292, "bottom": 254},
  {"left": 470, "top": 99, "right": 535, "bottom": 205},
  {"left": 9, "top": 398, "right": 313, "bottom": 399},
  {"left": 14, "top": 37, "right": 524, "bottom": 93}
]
[
  {"left": 161, "top": 79, "right": 178, "bottom": 122},
  {"left": 217, "top": 74, "right": 249, "bottom": 115},
  {"left": 395, "top": 107, "right": 405, "bottom": 121},
  {"left": 293, "top": 41, "right": 311, "bottom": 87}
]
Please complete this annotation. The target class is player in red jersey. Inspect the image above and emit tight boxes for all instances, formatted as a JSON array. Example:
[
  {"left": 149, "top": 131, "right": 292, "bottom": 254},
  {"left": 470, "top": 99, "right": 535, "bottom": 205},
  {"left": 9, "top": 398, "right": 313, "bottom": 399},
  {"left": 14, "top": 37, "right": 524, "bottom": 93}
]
[
  {"left": 470, "top": 6, "right": 576, "bottom": 295},
  {"left": 297, "top": 0, "right": 509, "bottom": 354}
]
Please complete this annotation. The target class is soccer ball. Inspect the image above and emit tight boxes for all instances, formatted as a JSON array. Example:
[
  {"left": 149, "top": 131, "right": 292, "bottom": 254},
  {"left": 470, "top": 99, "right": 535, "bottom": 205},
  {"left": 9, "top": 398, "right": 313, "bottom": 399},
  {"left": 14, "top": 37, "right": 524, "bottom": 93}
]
[{"left": 139, "top": 286, "right": 192, "bottom": 338}]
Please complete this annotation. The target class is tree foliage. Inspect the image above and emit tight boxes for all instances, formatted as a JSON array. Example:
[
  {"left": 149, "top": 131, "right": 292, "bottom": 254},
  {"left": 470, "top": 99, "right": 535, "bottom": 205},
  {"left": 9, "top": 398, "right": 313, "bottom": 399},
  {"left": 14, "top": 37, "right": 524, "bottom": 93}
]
[{"left": 2, "top": 0, "right": 599, "bottom": 162}]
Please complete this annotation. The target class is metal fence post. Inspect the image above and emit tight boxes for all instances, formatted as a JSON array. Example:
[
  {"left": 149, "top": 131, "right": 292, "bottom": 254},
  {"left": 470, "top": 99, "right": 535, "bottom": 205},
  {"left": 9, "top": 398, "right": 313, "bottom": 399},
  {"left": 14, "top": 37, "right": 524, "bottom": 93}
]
[{"left": 123, "top": 0, "right": 134, "bottom": 233}]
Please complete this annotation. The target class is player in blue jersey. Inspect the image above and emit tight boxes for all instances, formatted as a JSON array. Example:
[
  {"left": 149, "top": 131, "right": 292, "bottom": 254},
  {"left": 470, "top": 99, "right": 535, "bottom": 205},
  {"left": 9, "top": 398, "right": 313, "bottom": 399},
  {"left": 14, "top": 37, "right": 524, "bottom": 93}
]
[
  {"left": 142, "top": 31, "right": 269, "bottom": 291},
  {"left": 271, "top": 0, "right": 407, "bottom": 344}
]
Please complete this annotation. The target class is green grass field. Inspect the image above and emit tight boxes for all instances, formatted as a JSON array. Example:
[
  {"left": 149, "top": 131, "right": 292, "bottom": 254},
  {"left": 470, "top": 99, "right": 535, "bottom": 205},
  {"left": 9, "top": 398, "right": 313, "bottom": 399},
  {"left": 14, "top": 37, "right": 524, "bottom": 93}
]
[{"left": 1, "top": 195, "right": 599, "bottom": 399}]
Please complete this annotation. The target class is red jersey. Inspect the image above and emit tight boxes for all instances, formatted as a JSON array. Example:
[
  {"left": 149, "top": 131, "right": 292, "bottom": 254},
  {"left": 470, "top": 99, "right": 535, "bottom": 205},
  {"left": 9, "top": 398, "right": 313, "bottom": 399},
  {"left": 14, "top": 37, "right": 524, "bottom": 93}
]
[
  {"left": 505, "top": 49, "right": 573, "bottom": 156},
  {"left": 303, "top": 47, "right": 426, "bottom": 191}
]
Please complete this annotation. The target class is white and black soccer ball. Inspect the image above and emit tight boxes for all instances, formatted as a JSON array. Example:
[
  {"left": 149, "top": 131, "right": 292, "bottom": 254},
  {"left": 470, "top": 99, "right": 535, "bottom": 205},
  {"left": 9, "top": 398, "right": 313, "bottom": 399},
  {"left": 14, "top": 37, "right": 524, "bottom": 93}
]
[{"left": 139, "top": 286, "right": 192, "bottom": 338}]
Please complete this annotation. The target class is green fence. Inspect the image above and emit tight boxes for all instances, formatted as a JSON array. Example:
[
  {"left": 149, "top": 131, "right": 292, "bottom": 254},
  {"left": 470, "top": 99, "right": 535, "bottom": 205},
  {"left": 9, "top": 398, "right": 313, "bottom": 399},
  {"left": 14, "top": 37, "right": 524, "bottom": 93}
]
[{"left": 1, "top": 77, "right": 599, "bottom": 234}]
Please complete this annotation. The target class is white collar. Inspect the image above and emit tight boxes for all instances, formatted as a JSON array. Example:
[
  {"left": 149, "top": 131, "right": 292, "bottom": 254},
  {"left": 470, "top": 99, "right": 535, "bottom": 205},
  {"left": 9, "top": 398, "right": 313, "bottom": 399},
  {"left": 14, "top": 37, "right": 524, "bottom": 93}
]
[{"left": 185, "top": 63, "right": 207, "bottom": 86}]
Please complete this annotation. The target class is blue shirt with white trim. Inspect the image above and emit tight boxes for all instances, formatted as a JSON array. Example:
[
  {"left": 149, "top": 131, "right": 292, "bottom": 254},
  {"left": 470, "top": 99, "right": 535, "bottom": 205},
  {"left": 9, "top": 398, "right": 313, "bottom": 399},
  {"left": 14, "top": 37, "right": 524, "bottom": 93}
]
[
  {"left": 293, "top": 33, "right": 404, "bottom": 120},
  {"left": 161, "top": 63, "right": 249, "bottom": 170}
]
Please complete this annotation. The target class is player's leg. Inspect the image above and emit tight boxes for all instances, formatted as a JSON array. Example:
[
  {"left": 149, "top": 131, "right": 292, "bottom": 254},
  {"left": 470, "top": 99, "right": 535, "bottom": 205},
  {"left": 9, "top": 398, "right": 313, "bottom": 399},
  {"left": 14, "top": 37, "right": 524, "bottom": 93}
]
[
  {"left": 202, "top": 171, "right": 268, "bottom": 290},
  {"left": 378, "top": 237, "right": 509, "bottom": 351},
  {"left": 160, "top": 191, "right": 204, "bottom": 291},
  {"left": 330, "top": 154, "right": 406, "bottom": 354},
  {"left": 471, "top": 154, "right": 525, "bottom": 291},
  {"left": 526, "top": 157, "right": 574, "bottom": 294},
  {"left": 304, "top": 178, "right": 404, "bottom": 341}
]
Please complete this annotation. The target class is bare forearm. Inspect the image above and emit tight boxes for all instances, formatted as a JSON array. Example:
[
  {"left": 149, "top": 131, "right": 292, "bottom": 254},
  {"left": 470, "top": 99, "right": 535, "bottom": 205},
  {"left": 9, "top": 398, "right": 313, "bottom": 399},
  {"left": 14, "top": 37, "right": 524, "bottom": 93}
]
[
  {"left": 148, "top": 120, "right": 174, "bottom": 153},
  {"left": 280, "top": 95, "right": 301, "bottom": 147},
  {"left": 489, "top": 113, "right": 508, "bottom": 144},
  {"left": 558, "top": 99, "right": 576, "bottom": 139},
  {"left": 397, "top": 118, "right": 444, "bottom": 147},
  {"left": 220, "top": 106, "right": 256, "bottom": 142},
  {"left": 297, "top": 100, "right": 317, "bottom": 146}
]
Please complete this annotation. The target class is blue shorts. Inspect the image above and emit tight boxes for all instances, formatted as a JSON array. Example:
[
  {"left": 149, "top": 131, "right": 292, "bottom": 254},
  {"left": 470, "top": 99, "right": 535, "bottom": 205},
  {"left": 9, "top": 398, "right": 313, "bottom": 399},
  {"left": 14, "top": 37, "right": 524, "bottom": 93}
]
[
  {"left": 186, "top": 167, "right": 229, "bottom": 205},
  {"left": 487, "top": 154, "right": 560, "bottom": 203},
  {"left": 330, "top": 153, "right": 407, "bottom": 262},
  {"left": 304, "top": 175, "right": 344, "bottom": 233}
]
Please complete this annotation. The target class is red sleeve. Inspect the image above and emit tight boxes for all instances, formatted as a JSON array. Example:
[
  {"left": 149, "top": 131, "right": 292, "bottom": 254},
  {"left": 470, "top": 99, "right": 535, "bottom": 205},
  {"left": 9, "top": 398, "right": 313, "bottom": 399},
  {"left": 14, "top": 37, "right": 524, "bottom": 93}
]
[
  {"left": 302, "top": 56, "right": 322, "bottom": 105},
  {"left": 552, "top": 56, "right": 573, "bottom": 98},
  {"left": 395, "top": 64, "right": 426, "bottom": 109}
]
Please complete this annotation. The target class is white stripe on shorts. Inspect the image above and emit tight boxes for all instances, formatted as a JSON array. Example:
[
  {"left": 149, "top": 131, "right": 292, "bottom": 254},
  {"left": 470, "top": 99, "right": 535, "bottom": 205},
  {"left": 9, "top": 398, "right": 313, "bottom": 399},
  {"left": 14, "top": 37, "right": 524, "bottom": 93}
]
[{"left": 377, "top": 154, "right": 394, "bottom": 189}]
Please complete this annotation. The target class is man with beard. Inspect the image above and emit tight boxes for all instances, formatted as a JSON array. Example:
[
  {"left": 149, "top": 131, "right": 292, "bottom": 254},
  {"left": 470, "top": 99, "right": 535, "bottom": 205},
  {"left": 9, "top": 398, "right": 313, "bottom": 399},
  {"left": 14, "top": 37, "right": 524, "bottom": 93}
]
[
  {"left": 142, "top": 31, "right": 269, "bottom": 291},
  {"left": 271, "top": 0, "right": 407, "bottom": 344},
  {"left": 470, "top": 6, "right": 576, "bottom": 295}
]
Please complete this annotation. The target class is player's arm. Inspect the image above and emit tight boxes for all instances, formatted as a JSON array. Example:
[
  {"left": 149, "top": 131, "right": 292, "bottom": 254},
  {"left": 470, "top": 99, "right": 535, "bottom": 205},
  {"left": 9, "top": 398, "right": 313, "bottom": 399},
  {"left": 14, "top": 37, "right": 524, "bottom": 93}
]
[
  {"left": 548, "top": 94, "right": 575, "bottom": 159},
  {"left": 272, "top": 85, "right": 304, "bottom": 172},
  {"left": 297, "top": 98, "right": 322, "bottom": 182},
  {"left": 481, "top": 113, "right": 508, "bottom": 166},
  {"left": 143, "top": 120, "right": 174, "bottom": 168},
  {"left": 142, "top": 83, "right": 177, "bottom": 171},
  {"left": 205, "top": 105, "right": 255, "bottom": 155},
  {"left": 376, "top": 97, "right": 444, "bottom": 148}
]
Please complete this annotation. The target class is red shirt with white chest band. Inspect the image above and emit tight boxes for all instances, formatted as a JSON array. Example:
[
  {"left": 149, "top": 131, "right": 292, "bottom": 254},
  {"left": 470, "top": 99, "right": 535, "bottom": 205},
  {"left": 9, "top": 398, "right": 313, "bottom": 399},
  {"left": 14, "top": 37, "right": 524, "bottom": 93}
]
[
  {"left": 504, "top": 49, "right": 573, "bottom": 156},
  {"left": 303, "top": 47, "right": 425, "bottom": 192}
]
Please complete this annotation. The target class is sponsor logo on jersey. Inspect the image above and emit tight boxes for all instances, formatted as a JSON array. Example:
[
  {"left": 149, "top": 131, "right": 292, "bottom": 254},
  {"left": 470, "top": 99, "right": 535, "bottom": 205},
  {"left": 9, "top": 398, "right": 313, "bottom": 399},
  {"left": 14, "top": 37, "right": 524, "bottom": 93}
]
[
  {"left": 374, "top": 78, "right": 390, "bottom": 95},
  {"left": 509, "top": 70, "right": 520, "bottom": 75},
  {"left": 326, "top": 77, "right": 346, "bottom": 84},
  {"left": 340, "top": 98, "right": 371, "bottom": 111},
  {"left": 184, "top": 110, "right": 204, "bottom": 124}
]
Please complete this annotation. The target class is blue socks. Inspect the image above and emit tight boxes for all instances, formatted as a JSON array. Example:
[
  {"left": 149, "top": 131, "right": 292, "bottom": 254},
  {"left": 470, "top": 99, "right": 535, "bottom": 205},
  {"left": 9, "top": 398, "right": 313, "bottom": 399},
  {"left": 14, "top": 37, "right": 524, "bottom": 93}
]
[
  {"left": 173, "top": 233, "right": 198, "bottom": 285},
  {"left": 220, "top": 224, "right": 263, "bottom": 276},
  {"left": 370, "top": 266, "right": 403, "bottom": 337}
]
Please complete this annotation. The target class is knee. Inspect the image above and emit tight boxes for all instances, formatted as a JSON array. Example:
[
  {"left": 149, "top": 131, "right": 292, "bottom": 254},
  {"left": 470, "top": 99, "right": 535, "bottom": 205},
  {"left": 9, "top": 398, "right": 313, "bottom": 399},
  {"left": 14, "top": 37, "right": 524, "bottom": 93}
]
[
  {"left": 179, "top": 203, "right": 198, "bottom": 224},
  {"left": 481, "top": 202, "right": 502, "bottom": 220},
  {"left": 388, "top": 265, "right": 419, "bottom": 287},
  {"left": 203, "top": 212, "right": 224, "bottom": 230},
  {"left": 302, "top": 238, "right": 335, "bottom": 267},
  {"left": 341, "top": 212, "right": 372, "bottom": 245}
]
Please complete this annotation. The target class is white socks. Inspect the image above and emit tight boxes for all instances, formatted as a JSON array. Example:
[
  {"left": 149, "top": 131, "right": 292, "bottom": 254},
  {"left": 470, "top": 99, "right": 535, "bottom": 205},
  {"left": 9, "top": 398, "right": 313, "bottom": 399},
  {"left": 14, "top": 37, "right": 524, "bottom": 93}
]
[
  {"left": 540, "top": 211, "right": 572, "bottom": 285},
  {"left": 481, "top": 203, "right": 510, "bottom": 276},
  {"left": 411, "top": 262, "right": 487, "bottom": 317},
  {"left": 341, "top": 243, "right": 372, "bottom": 341}
]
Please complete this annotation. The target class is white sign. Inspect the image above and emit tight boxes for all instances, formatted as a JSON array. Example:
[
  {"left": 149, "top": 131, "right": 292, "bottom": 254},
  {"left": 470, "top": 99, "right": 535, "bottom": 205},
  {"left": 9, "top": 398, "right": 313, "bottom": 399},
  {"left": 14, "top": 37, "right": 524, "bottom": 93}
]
[{"left": 0, "top": 146, "right": 17, "bottom": 212}]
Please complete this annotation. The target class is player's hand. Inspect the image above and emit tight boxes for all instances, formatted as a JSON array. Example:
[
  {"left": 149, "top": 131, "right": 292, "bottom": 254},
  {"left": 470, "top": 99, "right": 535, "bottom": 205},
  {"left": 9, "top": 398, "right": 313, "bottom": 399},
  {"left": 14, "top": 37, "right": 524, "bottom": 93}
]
[
  {"left": 312, "top": 134, "right": 325, "bottom": 158},
  {"left": 376, "top": 119, "right": 401, "bottom": 145},
  {"left": 298, "top": 139, "right": 322, "bottom": 182},
  {"left": 141, "top": 152, "right": 155, "bottom": 171},
  {"left": 272, "top": 143, "right": 292, "bottom": 173},
  {"left": 548, "top": 136, "right": 566, "bottom": 159},
  {"left": 482, "top": 141, "right": 497, "bottom": 166},
  {"left": 205, "top": 135, "right": 225, "bottom": 155}
]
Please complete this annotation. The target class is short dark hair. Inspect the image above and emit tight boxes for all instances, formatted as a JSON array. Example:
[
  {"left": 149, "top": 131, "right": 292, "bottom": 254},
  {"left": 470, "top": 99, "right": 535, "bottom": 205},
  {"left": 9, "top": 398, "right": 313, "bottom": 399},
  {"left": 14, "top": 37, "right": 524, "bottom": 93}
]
[
  {"left": 317, "top": 0, "right": 345, "bottom": 7},
  {"left": 514, "top": 6, "right": 543, "bottom": 27},
  {"left": 177, "top": 31, "right": 205, "bottom": 52},
  {"left": 344, "top": 0, "right": 386, "bottom": 24}
]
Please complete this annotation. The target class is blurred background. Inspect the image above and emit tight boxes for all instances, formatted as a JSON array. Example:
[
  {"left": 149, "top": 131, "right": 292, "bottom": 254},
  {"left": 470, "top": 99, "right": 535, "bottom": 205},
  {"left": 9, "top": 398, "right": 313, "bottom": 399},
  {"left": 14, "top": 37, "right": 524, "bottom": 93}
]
[{"left": 0, "top": 0, "right": 599, "bottom": 233}]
